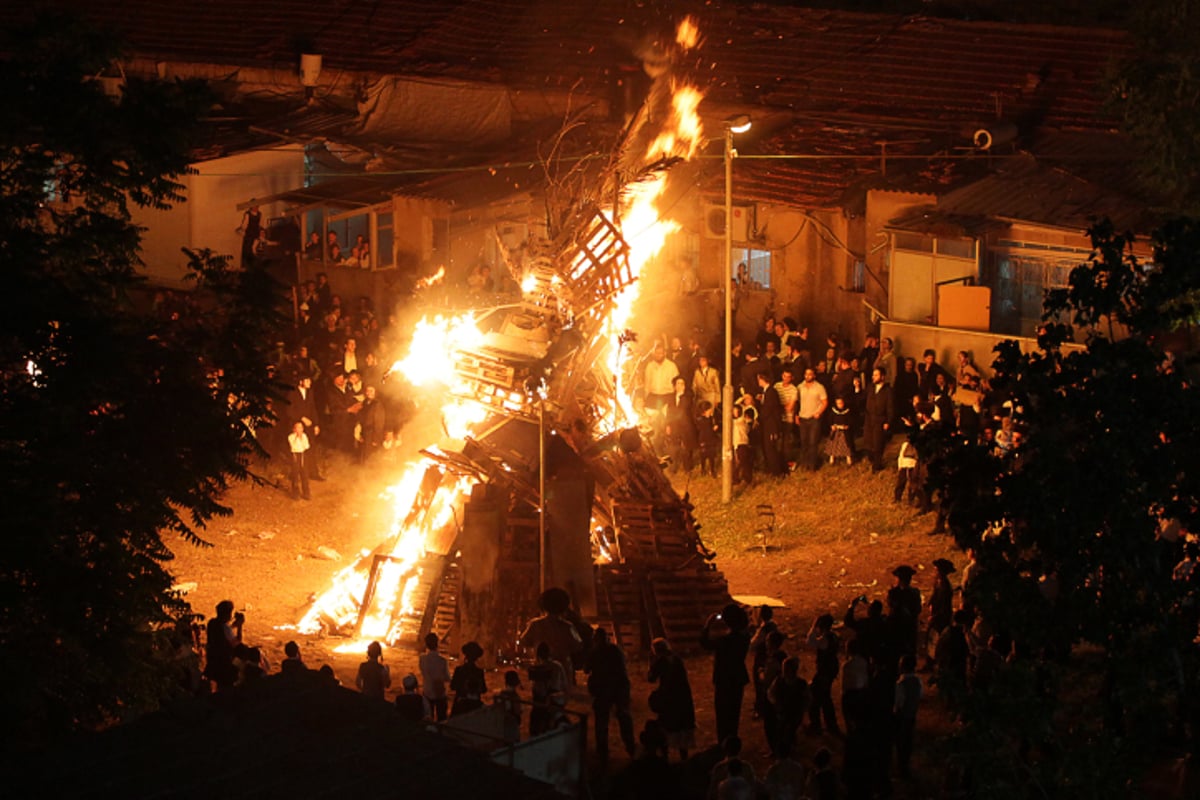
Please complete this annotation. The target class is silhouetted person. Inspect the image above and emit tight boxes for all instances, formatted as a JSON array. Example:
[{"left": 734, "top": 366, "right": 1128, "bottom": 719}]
[
  {"left": 586, "top": 628, "right": 636, "bottom": 765},
  {"left": 646, "top": 637, "right": 696, "bottom": 760},
  {"left": 356, "top": 640, "right": 391, "bottom": 701},
  {"left": 280, "top": 640, "right": 307, "bottom": 678},
  {"left": 395, "top": 673, "right": 425, "bottom": 722},
  {"left": 419, "top": 632, "right": 451, "bottom": 721},
  {"left": 203, "top": 600, "right": 242, "bottom": 691},
  {"left": 450, "top": 640, "right": 487, "bottom": 717},
  {"left": 701, "top": 603, "right": 752, "bottom": 745}
]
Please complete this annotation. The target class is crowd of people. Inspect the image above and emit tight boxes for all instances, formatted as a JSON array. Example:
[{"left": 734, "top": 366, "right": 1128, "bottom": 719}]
[
  {"left": 176, "top": 561, "right": 982, "bottom": 800},
  {"left": 634, "top": 314, "right": 1011, "bottom": 499}
]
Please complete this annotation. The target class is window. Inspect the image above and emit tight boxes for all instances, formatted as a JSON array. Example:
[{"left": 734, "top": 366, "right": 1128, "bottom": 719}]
[
  {"left": 376, "top": 211, "right": 394, "bottom": 269},
  {"left": 734, "top": 247, "right": 772, "bottom": 289},
  {"left": 848, "top": 259, "right": 866, "bottom": 292}
]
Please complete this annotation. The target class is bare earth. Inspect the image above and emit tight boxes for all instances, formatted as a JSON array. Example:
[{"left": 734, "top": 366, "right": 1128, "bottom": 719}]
[{"left": 169, "top": 441, "right": 957, "bottom": 794}]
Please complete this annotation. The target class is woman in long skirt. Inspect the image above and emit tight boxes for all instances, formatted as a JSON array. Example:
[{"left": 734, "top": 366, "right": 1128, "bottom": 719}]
[
  {"left": 824, "top": 396, "right": 853, "bottom": 464},
  {"left": 646, "top": 637, "right": 696, "bottom": 760}
]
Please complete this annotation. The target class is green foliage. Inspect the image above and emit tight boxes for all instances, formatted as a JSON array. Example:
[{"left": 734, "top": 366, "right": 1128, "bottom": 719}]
[
  {"left": 0, "top": 16, "right": 284, "bottom": 741},
  {"left": 1108, "top": 0, "right": 1200, "bottom": 214},
  {"left": 922, "top": 221, "right": 1200, "bottom": 796}
]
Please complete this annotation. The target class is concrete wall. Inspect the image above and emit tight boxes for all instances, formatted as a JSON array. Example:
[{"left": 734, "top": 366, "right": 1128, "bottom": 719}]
[
  {"left": 132, "top": 146, "right": 306, "bottom": 287},
  {"left": 880, "top": 319, "right": 1081, "bottom": 382}
]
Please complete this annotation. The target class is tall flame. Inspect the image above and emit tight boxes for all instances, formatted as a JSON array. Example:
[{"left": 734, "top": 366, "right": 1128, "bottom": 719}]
[
  {"left": 295, "top": 16, "right": 708, "bottom": 648},
  {"left": 603, "top": 17, "right": 705, "bottom": 427}
]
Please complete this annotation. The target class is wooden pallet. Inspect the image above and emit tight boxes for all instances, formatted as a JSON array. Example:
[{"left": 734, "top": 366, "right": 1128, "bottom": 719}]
[
  {"left": 646, "top": 567, "right": 733, "bottom": 649},
  {"left": 613, "top": 502, "right": 702, "bottom": 567}
]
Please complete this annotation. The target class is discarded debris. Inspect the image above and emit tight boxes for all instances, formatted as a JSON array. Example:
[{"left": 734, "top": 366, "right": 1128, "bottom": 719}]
[
  {"left": 256, "top": 531, "right": 275, "bottom": 540},
  {"left": 170, "top": 581, "right": 197, "bottom": 594},
  {"left": 314, "top": 546, "right": 341, "bottom": 561},
  {"left": 833, "top": 578, "right": 879, "bottom": 590}
]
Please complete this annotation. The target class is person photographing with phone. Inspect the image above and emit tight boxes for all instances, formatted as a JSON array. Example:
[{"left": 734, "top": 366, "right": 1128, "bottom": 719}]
[
  {"left": 700, "top": 603, "right": 752, "bottom": 745},
  {"left": 204, "top": 600, "right": 243, "bottom": 691}
]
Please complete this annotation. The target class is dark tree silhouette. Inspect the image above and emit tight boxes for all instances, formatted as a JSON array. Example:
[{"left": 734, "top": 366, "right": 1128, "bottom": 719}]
[
  {"left": 0, "top": 15, "right": 283, "bottom": 741},
  {"left": 921, "top": 219, "right": 1200, "bottom": 797}
]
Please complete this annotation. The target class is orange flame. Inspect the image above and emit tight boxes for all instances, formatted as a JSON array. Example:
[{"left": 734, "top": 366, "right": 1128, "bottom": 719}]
[{"left": 415, "top": 266, "right": 446, "bottom": 289}]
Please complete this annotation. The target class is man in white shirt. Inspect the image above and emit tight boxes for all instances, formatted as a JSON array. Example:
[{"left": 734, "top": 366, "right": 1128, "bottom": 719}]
[
  {"left": 287, "top": 422, "right": 311, "bottom": 500},
  {"left": 419, "top": 632, "right": 452, "bottom": 721},
  {"left": 773, "top": 369, "right": 799, "bottom": 464},
  {"left": 796, "top": 368, "right": 828, "bottom": 471}
]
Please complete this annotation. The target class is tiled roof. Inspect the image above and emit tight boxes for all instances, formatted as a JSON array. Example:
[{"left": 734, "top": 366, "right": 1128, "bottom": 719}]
[
  {"left": 17, "top": 2, "right": 1127, "bottom": 132},
  {"left": 693, "top": 6, "right": 1127, "bottom": 131},
  {"left": 888, "top": 154, "right": 1159, "bottom": 234},
  {"left": 9, "top": 2, "right": 1138, "bottom": 223}
]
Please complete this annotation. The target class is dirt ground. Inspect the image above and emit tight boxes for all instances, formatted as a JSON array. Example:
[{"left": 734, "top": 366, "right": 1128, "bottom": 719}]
[{"left": 169, "top": 440, "right": 958, "bottom": 796}]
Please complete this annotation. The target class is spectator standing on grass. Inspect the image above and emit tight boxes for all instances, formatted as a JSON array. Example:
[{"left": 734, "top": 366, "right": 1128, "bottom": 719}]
[
  {"left": 355, "top": 641, "right": 390, "bottom": 701},
  {"left": 700, "top": 603, "right": 753, "bottom": 745},
  {"left": 693, "top": 354, "right": 721, "bottom": 409},
  {"left": 696, "top": 400, "right": 720, "bottom": 478},
  {"left": 419, "top": 632, "right": 451, "bottom": 721},
  {"left": 824, "top": 396, "right": 853, "bottom": 465},
  {"left": 646, "top": 637, "right": 696, "bottom": 760},
  {"left": 863, "top": 366, "right": 893, "bottom": 472},
  {"left": 796, "top": 367, "right": 828, "bottom": 471},
  {"left": 757, "top": 372, "right": 785, "bottom": 476}
]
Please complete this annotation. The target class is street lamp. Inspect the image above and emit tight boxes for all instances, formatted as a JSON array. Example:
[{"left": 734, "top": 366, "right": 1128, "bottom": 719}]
[{"left": 721, "top": 114, "right": 751, "bottom": 504}]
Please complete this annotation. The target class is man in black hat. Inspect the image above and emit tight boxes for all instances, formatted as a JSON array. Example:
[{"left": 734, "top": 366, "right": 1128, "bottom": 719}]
[
  {"left": 924, "top": 559, "right": 956, "bottom": 670},
  {"left": 887, "top": 566, "right": 922, "bottom": 658}
]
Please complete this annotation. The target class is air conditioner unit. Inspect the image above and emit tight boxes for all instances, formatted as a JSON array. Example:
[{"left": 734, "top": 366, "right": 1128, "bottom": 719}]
[{"left": 704, "top": 203, "right": 754, "bottom": 241}]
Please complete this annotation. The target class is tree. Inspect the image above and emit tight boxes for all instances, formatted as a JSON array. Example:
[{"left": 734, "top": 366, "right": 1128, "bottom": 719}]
[
  {"left": 1109, "top": 0, "right": 1200, "bottom": 214},
  {"left": 0, "top": 15, "right": 283, "bottom": 741},
  {"left": 921, "top": 219, "right": 1200, "bottom": 797}
]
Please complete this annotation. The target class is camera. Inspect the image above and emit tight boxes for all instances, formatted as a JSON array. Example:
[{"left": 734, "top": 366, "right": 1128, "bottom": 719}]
[{"left": 856, "top": 594, "right": 869, "bottom": 604}]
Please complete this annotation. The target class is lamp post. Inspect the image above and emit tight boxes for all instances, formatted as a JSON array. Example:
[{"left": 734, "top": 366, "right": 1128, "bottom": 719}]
[{"left": 721, "top": 115, "right": 751, "bottom": 504}]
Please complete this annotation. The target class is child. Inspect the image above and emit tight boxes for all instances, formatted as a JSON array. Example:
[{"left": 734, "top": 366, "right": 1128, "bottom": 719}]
[
  {"left": 733, "top": 403, "right": 755, "bottom": 484},
  {"left": 497, "top": 670, "right": 523, "bottom": 743},
  {"left": 394, "top": 673, "right": 426, "bottom": 722},
  {"left": 355, "top": 640, "right": 391, "bottom": 701},
  {"left": 824, "top": 396, "right": 853, "bottom": 465},
  {"left": 695, "top": 400, "right": 720, "bottom": 478}
]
